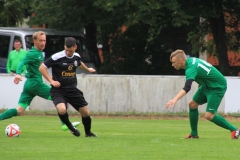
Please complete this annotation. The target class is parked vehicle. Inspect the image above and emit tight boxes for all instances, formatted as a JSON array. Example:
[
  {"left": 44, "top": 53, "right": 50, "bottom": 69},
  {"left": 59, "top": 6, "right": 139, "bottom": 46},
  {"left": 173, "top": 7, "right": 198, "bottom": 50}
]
[{"left": 0, "top": 27, "right": 97, "bottom": 74}]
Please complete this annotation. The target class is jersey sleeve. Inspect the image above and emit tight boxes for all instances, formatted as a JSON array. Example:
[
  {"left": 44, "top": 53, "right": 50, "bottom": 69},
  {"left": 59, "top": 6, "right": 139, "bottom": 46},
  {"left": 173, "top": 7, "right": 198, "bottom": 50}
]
[
  {"left": 78, "top": 58, "right": 82, "bottom": 66},
  {"left": 74, "top": 53, "right": 82, "bottom": 66},
  {"left": 43, "top": 57, "right": 55, "bottom": 68},
  {"left": 185, "top": 66, "right": 197, "bottom": 80},
  {"left": 16, "top": 50, "right": 38, "bottom": 74}
]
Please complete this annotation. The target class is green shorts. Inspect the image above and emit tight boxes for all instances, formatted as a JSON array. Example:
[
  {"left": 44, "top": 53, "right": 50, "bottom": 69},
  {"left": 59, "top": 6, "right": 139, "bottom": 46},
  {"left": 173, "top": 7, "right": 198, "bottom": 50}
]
[
  {"left": 18, "top": 79, "right": 52, "bottom": 108},
  {"left": 192, "top": 86, "right": 226, "bottom": 113}
]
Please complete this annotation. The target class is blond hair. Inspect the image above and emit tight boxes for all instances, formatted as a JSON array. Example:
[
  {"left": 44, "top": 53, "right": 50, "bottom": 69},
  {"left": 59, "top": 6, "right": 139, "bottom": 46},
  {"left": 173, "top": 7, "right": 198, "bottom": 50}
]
[
  {"left": 170, "top": 49, "right": 187, "bottom": 61},
  {"left": 32, "top": 31, "right": 45, "bottom": 40}
]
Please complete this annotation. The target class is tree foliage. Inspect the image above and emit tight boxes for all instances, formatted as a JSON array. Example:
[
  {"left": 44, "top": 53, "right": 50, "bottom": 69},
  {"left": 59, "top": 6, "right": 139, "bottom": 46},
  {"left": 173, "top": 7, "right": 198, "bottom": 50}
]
[
  {"left": 0, "top": 0, "right": 31, "bottom": 27},
  {"left": 27, "top": 0, "right": 240, "bottom": 75},
  {"left": 179, "top": 0, "right": 240, "bottom": 75}
]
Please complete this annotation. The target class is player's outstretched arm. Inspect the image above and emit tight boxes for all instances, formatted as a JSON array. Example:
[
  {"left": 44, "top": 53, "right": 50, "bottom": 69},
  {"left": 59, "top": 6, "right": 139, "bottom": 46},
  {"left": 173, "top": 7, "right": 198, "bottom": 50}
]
[
  {"left": 79, "top": 62, "right": 96, "bottom": 73},
  {"left": 166, "top": 89, "right": 187, "bottom": 108},
  {"left": 166, "top": 79, "right": 193, "bottom": 108},
  {"left": 39, "top": 64, "right": 61, "bottom": 87}
]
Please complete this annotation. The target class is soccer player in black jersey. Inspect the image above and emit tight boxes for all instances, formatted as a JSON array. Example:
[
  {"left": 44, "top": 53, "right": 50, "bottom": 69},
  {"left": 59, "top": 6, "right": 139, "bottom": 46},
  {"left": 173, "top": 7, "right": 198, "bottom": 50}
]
[{"left": 39, "top": 37, "right": 97, "bottom": 137}]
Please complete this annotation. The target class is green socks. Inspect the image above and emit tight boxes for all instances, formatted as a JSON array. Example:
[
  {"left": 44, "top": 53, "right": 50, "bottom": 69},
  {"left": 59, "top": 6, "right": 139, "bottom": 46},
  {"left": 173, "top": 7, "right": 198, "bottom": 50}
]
[
  {"left": 189, "top": 110, "right": 237, "bottom": 135},
  {"left": 211, "top": 114, "right": 237, "bottom": 131},
  {"left": 189, "top": 108, "right": 199, "bottom": 136},
  {"left": 0, "top": 108, "right": 18, "bottom": 120}
]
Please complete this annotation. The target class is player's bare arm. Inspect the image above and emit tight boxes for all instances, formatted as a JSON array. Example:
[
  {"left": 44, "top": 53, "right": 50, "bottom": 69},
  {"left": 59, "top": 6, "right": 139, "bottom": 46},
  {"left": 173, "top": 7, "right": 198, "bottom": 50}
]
[
  {"left": 166, "top": 79, "right": 193, "bottom": 108},
  {"left": 79, "top": 62, "right": 96, "bottom": 73},
  {"left": 166, "top": 90, "right": 187, "bottom": 108},
  {"left": 13, "top": 74, "right": 22, "bottom": 84},
  {"left": 39, "top": 64, "right": 61, "bottom": 87}
]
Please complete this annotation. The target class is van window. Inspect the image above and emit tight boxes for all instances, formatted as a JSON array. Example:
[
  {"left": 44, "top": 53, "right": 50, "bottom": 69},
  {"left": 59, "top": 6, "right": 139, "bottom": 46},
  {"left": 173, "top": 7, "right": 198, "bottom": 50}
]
[
  {"left": 0, "top": 35, "right": 10, "bottom": 58},
  {"left": 25, "top": 35, "right": 91, "bottom": 62}
]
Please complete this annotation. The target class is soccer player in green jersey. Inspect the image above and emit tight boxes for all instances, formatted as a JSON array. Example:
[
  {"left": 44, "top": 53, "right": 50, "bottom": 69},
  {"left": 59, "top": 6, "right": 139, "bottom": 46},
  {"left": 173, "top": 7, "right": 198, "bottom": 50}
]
[
  {"left": 0, "top": 31, "right": 79, "bottom": 131},
  {"left": 6, "top": 39, "right": 27, "bottom": 74},
  {"left": 166, "top": 49, "right": 239, "bottom": 139}
]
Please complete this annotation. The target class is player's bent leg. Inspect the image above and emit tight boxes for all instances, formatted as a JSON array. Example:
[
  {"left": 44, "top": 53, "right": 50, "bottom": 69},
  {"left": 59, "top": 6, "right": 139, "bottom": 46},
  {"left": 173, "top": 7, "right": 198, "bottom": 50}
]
[
  {"left": 16, "top": 106, "right": 26, "bottom": 116},
  {"left": 207, "top": 92, "right": 239, "bottom": 139},
  {"left": 0, "top": 108, "right": 18, "bottom": 120},
  {"left": 210, "top": 113, "right": 239, "bottom": 137},
  {"left": 211, "top": 113, "right": 239, "bottom": 139},
  {"left": 79, "top": 106, "right": 97, "bottom": 137},
  {"left": 56, "top": 103, "right": 80, "bottom": 137}
]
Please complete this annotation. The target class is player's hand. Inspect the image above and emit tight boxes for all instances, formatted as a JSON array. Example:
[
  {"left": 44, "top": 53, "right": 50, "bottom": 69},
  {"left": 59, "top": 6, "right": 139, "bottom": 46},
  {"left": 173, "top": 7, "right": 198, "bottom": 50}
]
[
  {"left": 14, "top": 74, "right": 22, "bottom": 84},
  {"left": 166, "top": 99, "right": 177, "bottom": 108},
  {"left": 88, "top": 68, "right": 96, "bottom": 73},
  {"left": 50, "top": 80, "right": 61, "bottom": 88}
]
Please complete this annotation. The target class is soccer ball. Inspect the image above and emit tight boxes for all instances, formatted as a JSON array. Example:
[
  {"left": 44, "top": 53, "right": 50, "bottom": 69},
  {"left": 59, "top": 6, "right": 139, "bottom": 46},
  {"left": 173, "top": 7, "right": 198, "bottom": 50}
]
[{"left": 5, "top": 124, "right": 21, "bottom": 137}]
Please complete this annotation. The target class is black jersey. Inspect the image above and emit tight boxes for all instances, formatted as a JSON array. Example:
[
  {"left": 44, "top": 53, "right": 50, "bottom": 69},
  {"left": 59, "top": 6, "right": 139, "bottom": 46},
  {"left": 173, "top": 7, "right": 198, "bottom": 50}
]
[{"left": 43, "top": 50, "right": 81, "bottom": 89}]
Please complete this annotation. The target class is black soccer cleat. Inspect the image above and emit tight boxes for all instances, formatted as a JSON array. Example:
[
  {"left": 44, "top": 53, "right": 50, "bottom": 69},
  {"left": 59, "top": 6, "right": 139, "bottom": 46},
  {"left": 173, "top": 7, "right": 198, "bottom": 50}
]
[
  {"left": 85, "top": 132, "right": 97, "bottom": 137},
  {"left": 70, "top": 127, "right": 80, "bottom": 137}
]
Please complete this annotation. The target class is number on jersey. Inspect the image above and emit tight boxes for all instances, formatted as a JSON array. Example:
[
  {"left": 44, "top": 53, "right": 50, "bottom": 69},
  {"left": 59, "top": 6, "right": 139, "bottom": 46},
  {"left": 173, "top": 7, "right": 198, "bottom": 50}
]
[{"left": 197, "top": 59, "right": 212, "bottom": 75}]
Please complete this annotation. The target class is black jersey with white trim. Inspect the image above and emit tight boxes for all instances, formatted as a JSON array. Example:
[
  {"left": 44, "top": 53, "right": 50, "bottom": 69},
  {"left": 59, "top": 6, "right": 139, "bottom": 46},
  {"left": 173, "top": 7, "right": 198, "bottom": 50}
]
[{"left": 43, "top": 50, "right": 81, "bottom": 89}]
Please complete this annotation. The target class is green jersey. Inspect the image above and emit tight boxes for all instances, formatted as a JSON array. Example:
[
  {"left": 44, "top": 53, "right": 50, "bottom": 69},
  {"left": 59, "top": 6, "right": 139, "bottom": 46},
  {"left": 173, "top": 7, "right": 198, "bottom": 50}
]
[
  {"left": 6, "top": 48, "right": 27, "bottom": 73},
  {"left": 185, "top": 58, "right": 226, "bottom": 89},
  {"left": 16, "top": 46, "right": 44, "bottom": 81}
]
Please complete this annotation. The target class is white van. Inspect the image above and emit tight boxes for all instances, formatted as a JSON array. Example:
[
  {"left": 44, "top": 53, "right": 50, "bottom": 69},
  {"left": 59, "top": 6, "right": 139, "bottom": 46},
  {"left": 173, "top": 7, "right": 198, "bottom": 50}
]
[{"left": 0, "top": 27, "right": 97, "bottom": 74}]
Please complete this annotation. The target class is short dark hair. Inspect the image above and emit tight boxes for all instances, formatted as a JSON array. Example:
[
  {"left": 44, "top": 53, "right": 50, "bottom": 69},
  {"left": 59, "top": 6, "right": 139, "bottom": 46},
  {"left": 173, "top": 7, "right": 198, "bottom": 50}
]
[
  {"left": 14, "top": 39, "right": 22, "bottom": 44},
  {"left": 65, "top": 37, "right": 76, "bottom": 48}
]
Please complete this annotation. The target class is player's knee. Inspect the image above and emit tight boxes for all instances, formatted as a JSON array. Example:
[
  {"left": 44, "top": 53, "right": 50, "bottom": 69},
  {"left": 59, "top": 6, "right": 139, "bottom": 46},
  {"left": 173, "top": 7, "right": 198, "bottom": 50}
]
[
  {"left": 58, "top": 108, "right": 67, "bottom": 115},
  {"left": 17, "top": 107, "right": 25, "bottom": 116},
  {"left": 56, "top": 103, "right": 67, "bottom": 115},
  {"left": 79, "top": 106, "right": 90, "bottom": 117},
  {"left": 205, "top": 112, "right": 214, "bottom": 121},
  {"left": 188, "top": 100, "right": 198, "bottom": 109}
]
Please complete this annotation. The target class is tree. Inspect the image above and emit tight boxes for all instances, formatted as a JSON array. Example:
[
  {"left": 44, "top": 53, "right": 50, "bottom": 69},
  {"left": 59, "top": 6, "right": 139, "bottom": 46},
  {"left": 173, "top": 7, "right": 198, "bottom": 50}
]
[
  {"left": 0, "top": 0, "right": 31, "bottom": 27},
  {"left": 28, "top": 0, "right": 103, "bottom": 67},
  {"left": 97, "top": 0, "right": 240, "bottom": 75},
  {"left": 178, "top": 0, "right": 240, "bottom": 75},
  {"left": 29, "top": 0, "right": 240, "bottom": 75},
  {"left": 94, "top": 0, "right": 194, "bottom": 74}
]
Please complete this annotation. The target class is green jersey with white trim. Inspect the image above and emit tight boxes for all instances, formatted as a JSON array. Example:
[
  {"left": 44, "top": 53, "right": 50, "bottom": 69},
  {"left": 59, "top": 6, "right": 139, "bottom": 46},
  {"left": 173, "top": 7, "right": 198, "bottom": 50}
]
[
  {"left": 16, "top": 46, "right": 44, "bottom": 81},
  {"left": 185, "top": 58, "right": 226, "bottom": 89}
]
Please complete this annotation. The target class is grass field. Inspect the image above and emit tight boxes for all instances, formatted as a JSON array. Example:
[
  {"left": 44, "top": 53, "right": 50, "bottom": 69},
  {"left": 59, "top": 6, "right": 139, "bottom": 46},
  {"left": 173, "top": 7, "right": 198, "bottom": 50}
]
[{"left": 1, "top": 116, "right": 240, "bottom": 160}]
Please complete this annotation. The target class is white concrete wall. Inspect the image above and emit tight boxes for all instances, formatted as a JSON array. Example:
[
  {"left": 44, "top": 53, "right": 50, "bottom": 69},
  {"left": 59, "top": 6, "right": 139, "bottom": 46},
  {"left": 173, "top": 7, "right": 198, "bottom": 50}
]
[{"left": 1, "top": 74, "right": 239, "bottom": 113}]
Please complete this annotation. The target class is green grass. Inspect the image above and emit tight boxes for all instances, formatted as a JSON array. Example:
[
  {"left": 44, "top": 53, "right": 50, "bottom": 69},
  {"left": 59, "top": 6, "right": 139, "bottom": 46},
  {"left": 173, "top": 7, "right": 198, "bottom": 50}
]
[{"left": 1, "top": 116, "right": 240, "bottom": 160}]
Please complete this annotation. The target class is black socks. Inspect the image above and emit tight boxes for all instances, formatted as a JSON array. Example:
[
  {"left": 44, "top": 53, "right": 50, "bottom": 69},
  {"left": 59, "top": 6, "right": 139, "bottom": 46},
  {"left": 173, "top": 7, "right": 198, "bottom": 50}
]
[
  {"left": 58, "top": 112, "right": 75, "bottom": 131},
  {"left": 82, "top": 116, "right": 91, "bottom": 134}
]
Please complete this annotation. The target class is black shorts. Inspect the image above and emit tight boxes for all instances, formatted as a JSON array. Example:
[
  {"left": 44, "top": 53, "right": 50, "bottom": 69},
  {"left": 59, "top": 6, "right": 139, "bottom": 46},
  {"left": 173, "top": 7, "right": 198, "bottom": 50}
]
[{"left": 50, "top": 87, "right": 88, "bottom": 111}]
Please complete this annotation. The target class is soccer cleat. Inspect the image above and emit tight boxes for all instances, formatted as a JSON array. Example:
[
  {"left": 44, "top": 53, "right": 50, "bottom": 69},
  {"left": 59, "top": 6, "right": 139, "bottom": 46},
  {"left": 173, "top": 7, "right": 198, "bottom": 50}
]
[
  {"left": 85, "top": 132, "right": 97, "bottom": 137},
  {"left": 70, "top": 127, "right": 80, "bottom": 137},
  {"left": 185, "top": 134, "right": 199, "bottom": 139},
  {"left": 62, "top": 122, "right": 80, "bottom": 131},
  {"left": 231, "top": 129, "right": 240, "bottom": 139}
]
